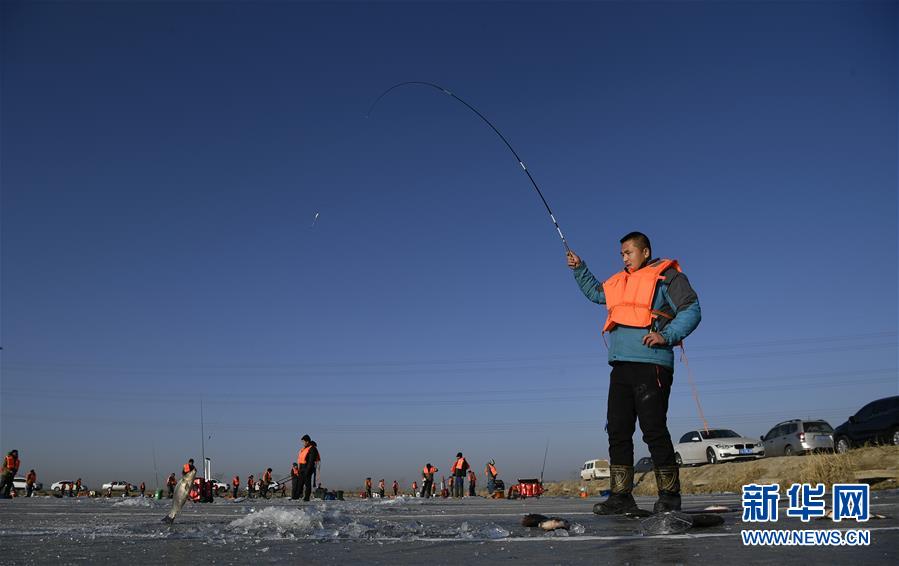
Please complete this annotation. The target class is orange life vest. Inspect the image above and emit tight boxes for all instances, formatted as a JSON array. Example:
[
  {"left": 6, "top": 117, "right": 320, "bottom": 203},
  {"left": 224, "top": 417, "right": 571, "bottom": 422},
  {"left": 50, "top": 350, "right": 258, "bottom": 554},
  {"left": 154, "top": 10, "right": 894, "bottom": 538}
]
[
  {"left": 4, "top": 455, "right": 19, "bottom": 472},
  {"left": 486, "top": 463, "right": 497, "bottom": 477},
  {"left": 602, "top": 259, "right": 680, "bottom": 332},
  {"left": 183, "top": 463, "right": 193, "bottom": 474},
  {"left": 451, "top": 457, "right": 467, "bottom": 473},
  {"left": 232, "top": 476, "right": 240, "bottom": 487},
  {"left": 247, "top": 476, "right": 254, "bottom": 487},
  {"left": 263, "top": 471, "right": 272, "bottom": 483},
  {"left": 298, "top": 446, "right": 319, "bottom": 465},
  {"left": 423, "top": 465, "right": 437, "bottom": 477},
  {"left": 291, "top": 467, "right": 299, "bottom": 477}
]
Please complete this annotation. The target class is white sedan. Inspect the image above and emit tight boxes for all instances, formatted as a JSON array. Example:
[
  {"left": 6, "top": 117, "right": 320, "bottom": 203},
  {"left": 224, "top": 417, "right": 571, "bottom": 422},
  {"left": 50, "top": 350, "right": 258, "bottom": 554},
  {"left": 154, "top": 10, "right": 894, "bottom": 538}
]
[
  {"left": 14, "top": 476, "right": 43, "bottom": 491},
  {"left": 101, "top": 481, "right": 133, "bottom": 492},
  {"left": 674, "top": 429, "right": 765, "bottom": 466}
]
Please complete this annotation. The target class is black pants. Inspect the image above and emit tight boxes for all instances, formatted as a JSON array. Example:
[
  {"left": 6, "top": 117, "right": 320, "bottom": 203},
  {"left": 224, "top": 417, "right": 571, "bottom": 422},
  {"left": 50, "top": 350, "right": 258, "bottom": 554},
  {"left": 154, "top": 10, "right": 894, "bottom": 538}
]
[
  {"left": 453, "top": 476, "right": 464, "bottom": 498},
  {"left": 0, "top": 473, "right": 13, "bottom": 497},
  {"left": 291, "top": 475, "right": 300, "bottom": 499},
  {"left": 468, "top": 483, "right": 476, "bottom": 496},
  {"left": 421, "top": 479, "right": 433, "bottom": 498},
  {"left": 299, "top": 467, "right": 313, "bottom": 501},
  {"left": 232, "top": 486, "right": 238, "bottom": 498},
  {"left": 607, "top": 362, "right": 675, "bottom": 467}
]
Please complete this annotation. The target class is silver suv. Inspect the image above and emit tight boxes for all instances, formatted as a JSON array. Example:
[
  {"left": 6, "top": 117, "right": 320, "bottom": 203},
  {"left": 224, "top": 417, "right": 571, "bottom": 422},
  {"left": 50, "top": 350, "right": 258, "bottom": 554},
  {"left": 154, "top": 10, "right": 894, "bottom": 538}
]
[{"left": 761, "top": 419, "right": 834, "bottom": 456}]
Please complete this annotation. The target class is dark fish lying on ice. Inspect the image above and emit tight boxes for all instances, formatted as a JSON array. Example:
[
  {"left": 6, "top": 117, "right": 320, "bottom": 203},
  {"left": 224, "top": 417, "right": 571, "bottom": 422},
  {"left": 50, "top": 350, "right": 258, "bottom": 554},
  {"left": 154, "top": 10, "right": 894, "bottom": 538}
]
[{"left": 522, "top": 513, "right": 570, "bottom": 531}]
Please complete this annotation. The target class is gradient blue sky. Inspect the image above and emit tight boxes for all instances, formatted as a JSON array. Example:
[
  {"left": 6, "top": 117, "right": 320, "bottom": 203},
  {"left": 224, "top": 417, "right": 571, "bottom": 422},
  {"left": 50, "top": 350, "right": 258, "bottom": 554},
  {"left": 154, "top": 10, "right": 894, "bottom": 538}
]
[{"left": 2, "top": 1, "right": 896, "bottom": 490}]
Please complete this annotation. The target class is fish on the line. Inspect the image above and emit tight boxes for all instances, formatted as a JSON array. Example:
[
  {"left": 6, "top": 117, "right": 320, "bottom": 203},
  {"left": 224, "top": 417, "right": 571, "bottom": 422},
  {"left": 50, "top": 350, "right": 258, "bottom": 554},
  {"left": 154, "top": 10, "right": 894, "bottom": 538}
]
[{"left": 161, "top": 468, "right": 196, "bottom": 524}]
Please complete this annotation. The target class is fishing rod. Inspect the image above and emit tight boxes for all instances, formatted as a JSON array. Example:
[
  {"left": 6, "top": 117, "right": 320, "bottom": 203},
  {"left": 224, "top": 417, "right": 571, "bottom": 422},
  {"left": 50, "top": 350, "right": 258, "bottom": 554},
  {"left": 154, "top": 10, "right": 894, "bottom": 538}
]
[
  {"left": 540, "top": 439, "right": 549, "bottom": 483},
  {"left": 368, "top": 81, "right": 570, "bottom": 252}
]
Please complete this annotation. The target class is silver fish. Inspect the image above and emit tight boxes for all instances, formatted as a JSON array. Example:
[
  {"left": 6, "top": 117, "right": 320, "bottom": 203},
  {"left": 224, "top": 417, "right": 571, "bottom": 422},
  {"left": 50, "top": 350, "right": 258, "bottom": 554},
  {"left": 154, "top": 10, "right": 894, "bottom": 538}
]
[{"left": 162, "top": 469, "right": 196, "bottom": 524}]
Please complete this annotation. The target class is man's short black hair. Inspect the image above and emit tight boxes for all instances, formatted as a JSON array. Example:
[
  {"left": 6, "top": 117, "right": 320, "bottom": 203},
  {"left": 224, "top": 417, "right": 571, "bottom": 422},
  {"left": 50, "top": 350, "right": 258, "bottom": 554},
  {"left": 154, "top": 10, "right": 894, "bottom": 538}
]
[{"left": 620, "top": 231, "right": 651, "bottom": 256}]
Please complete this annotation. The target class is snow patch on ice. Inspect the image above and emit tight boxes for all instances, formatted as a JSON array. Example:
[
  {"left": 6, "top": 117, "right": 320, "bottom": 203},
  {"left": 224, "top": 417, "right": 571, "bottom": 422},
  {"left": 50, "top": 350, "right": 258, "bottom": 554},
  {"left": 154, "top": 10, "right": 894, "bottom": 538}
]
[
  {"left": 228, "top": 507, "right": 322, "bottom": 536},
  {"left": 458, "top": 521, "right": 510, "bottom": 540},
  {"left": 113, "top": 498, "right": 157, "bottom": 508}
]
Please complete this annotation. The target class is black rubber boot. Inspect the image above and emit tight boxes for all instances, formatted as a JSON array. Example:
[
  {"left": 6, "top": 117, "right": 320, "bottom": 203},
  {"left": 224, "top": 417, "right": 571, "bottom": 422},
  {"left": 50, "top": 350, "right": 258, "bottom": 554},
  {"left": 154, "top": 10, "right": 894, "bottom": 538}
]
[
  {"left": 652, "top": 466, "right": 682, "bottom": 513},
  {"left": 593, "top": 465, "right": 639, "bottom": 515}
]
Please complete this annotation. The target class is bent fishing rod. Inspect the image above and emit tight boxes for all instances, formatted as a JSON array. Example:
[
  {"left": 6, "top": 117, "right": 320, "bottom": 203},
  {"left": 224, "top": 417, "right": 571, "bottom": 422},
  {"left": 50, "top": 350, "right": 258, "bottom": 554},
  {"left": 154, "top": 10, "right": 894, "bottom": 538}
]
[{"left": 367, "top": 81, "right": 570, "bottom": 253}]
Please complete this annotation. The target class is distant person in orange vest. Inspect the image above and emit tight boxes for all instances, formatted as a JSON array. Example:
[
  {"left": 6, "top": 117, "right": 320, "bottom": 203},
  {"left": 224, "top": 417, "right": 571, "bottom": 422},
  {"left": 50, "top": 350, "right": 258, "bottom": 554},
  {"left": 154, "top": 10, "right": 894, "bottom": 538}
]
[
  {"left": 232, "top": 475, "right": 240, "bottom": 499},
  {"left": 166, "top": 473, "right": 177, "bottom": 498},
  {"left": 74, "top": 478, "right": 82, "bottom": 497},
  {"left": 485, "top": 460, "right": 499, "bottom": 495},
  {"left": 364, "top": 477, "right": 372, "bottom": 498},
  {"left": 378, "top": 479, "right": 385, "bottom": 498},
  {"left": 468, "top": 469, "right": 477, "bottom": 496},
  {"left": 420, "top": 463, "right": 438, "bottom": 498},
  {"left": 290, "top": 463, "right": 301, "bottom": 500},
  {"left": 411, "top": 480, "right": 418, "bottom": 496},
  {"left": 392, "top": 480, "right": 399, "bottom": 497},
  {"left": 450, "top": 452, "right": 469, "bottom": 498},
  {"left": 0, "top": 450, "right": 20, "bottom": 498},
  {"left": 183, "top": 459, "right": 195, "bottom": 476},
  {"left": 25, "top": 470, "right": 37, "bottom": 497},
  {"left": 297, "top": 434, "right": 320, "bottom": 502},
  {"left": 247, "top": 475, "right": 255, "bottom": 498},
  {"left": 568, "top": 232, "right": 700, "bottom": 514},
  {"left": 261, "top": 468, "right": 273, "bottom": 499},
  {"left": 139, "top": 482, "right": 146, "bottom": 497}
]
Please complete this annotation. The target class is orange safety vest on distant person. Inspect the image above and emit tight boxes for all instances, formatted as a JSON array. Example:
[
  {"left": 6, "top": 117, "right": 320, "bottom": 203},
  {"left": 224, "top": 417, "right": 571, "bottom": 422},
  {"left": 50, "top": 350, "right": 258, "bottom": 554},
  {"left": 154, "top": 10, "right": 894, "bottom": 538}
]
[
  {"left": 4, "top": 455, "right": 19, "bottom": 473},
  {"left": 451, "top": 458, "right": 467, "bottom": 473},
  {"left": 602, "top": 259, "right": 680, "bottom": 332},
  {"left": 298, "top": 446, "right": 319, "bottom": 466},
  {"left": 183, "top": 463, "right": 193, "bottom": 474},
  {"left": 423, "top": 465, "right": 437, "bottom": 477},
  {"left": 486, "top": 463, "right": 497, "bottom": 478},
  {"left": 232, "top": 476, "right": 240, "bottom": 487}
]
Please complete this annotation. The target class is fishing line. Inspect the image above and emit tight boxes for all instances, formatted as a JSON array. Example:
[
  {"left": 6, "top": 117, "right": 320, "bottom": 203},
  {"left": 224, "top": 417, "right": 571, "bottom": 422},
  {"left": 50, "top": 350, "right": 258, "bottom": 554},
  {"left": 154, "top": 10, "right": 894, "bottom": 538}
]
[{"left": 368, "top": 81, "right": 570, "bottom": 252}]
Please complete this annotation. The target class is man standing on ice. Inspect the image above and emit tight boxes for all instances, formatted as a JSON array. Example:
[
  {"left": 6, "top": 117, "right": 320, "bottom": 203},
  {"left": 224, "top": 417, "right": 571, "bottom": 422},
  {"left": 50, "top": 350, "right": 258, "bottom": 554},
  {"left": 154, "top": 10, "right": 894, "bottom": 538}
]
[
  {"left": 297, "top": 434, "right": 320, "bottom": 502},
  {"left": 567, "top": 232, "right": 700, "bottom": 514}
]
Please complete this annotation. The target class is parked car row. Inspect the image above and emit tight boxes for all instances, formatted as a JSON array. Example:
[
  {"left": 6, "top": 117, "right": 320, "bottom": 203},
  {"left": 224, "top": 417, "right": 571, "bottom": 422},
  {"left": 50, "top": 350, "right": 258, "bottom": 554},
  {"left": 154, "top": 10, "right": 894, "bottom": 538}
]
[{"left": 584, "top": 395, "right": 899, "bottom": 471}]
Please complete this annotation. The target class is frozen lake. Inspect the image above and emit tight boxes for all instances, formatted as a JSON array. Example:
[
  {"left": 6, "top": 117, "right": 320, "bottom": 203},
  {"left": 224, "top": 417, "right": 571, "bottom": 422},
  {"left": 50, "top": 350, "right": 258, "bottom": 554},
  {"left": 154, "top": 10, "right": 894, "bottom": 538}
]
[{"left": 2, "top": 491, "right": 897, "bottom": 564}]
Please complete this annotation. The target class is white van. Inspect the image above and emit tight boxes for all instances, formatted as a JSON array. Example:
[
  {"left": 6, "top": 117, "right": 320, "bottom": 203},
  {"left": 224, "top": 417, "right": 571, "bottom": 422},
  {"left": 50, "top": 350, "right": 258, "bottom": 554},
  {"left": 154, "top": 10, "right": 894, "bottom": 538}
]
[{"left": 580, "top": 459, "right": 610, "bottom": 481}]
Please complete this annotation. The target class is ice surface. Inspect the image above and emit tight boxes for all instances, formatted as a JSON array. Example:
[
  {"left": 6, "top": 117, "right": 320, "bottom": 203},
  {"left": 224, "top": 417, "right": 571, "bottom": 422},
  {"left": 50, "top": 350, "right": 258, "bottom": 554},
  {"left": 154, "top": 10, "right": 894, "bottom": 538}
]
[
  {"left": 113, "top": 498, "right": 158, "bottom": 508},
  {"left": 640, "top": 512, "right": 692, "bottom": 535}
]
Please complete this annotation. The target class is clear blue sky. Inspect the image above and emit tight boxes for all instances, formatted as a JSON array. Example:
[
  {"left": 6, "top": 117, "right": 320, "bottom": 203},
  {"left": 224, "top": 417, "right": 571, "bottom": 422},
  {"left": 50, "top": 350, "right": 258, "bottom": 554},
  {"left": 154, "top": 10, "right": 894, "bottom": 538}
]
[{"left": 1, "top": 1, "right": 896, "bottom": 490}]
